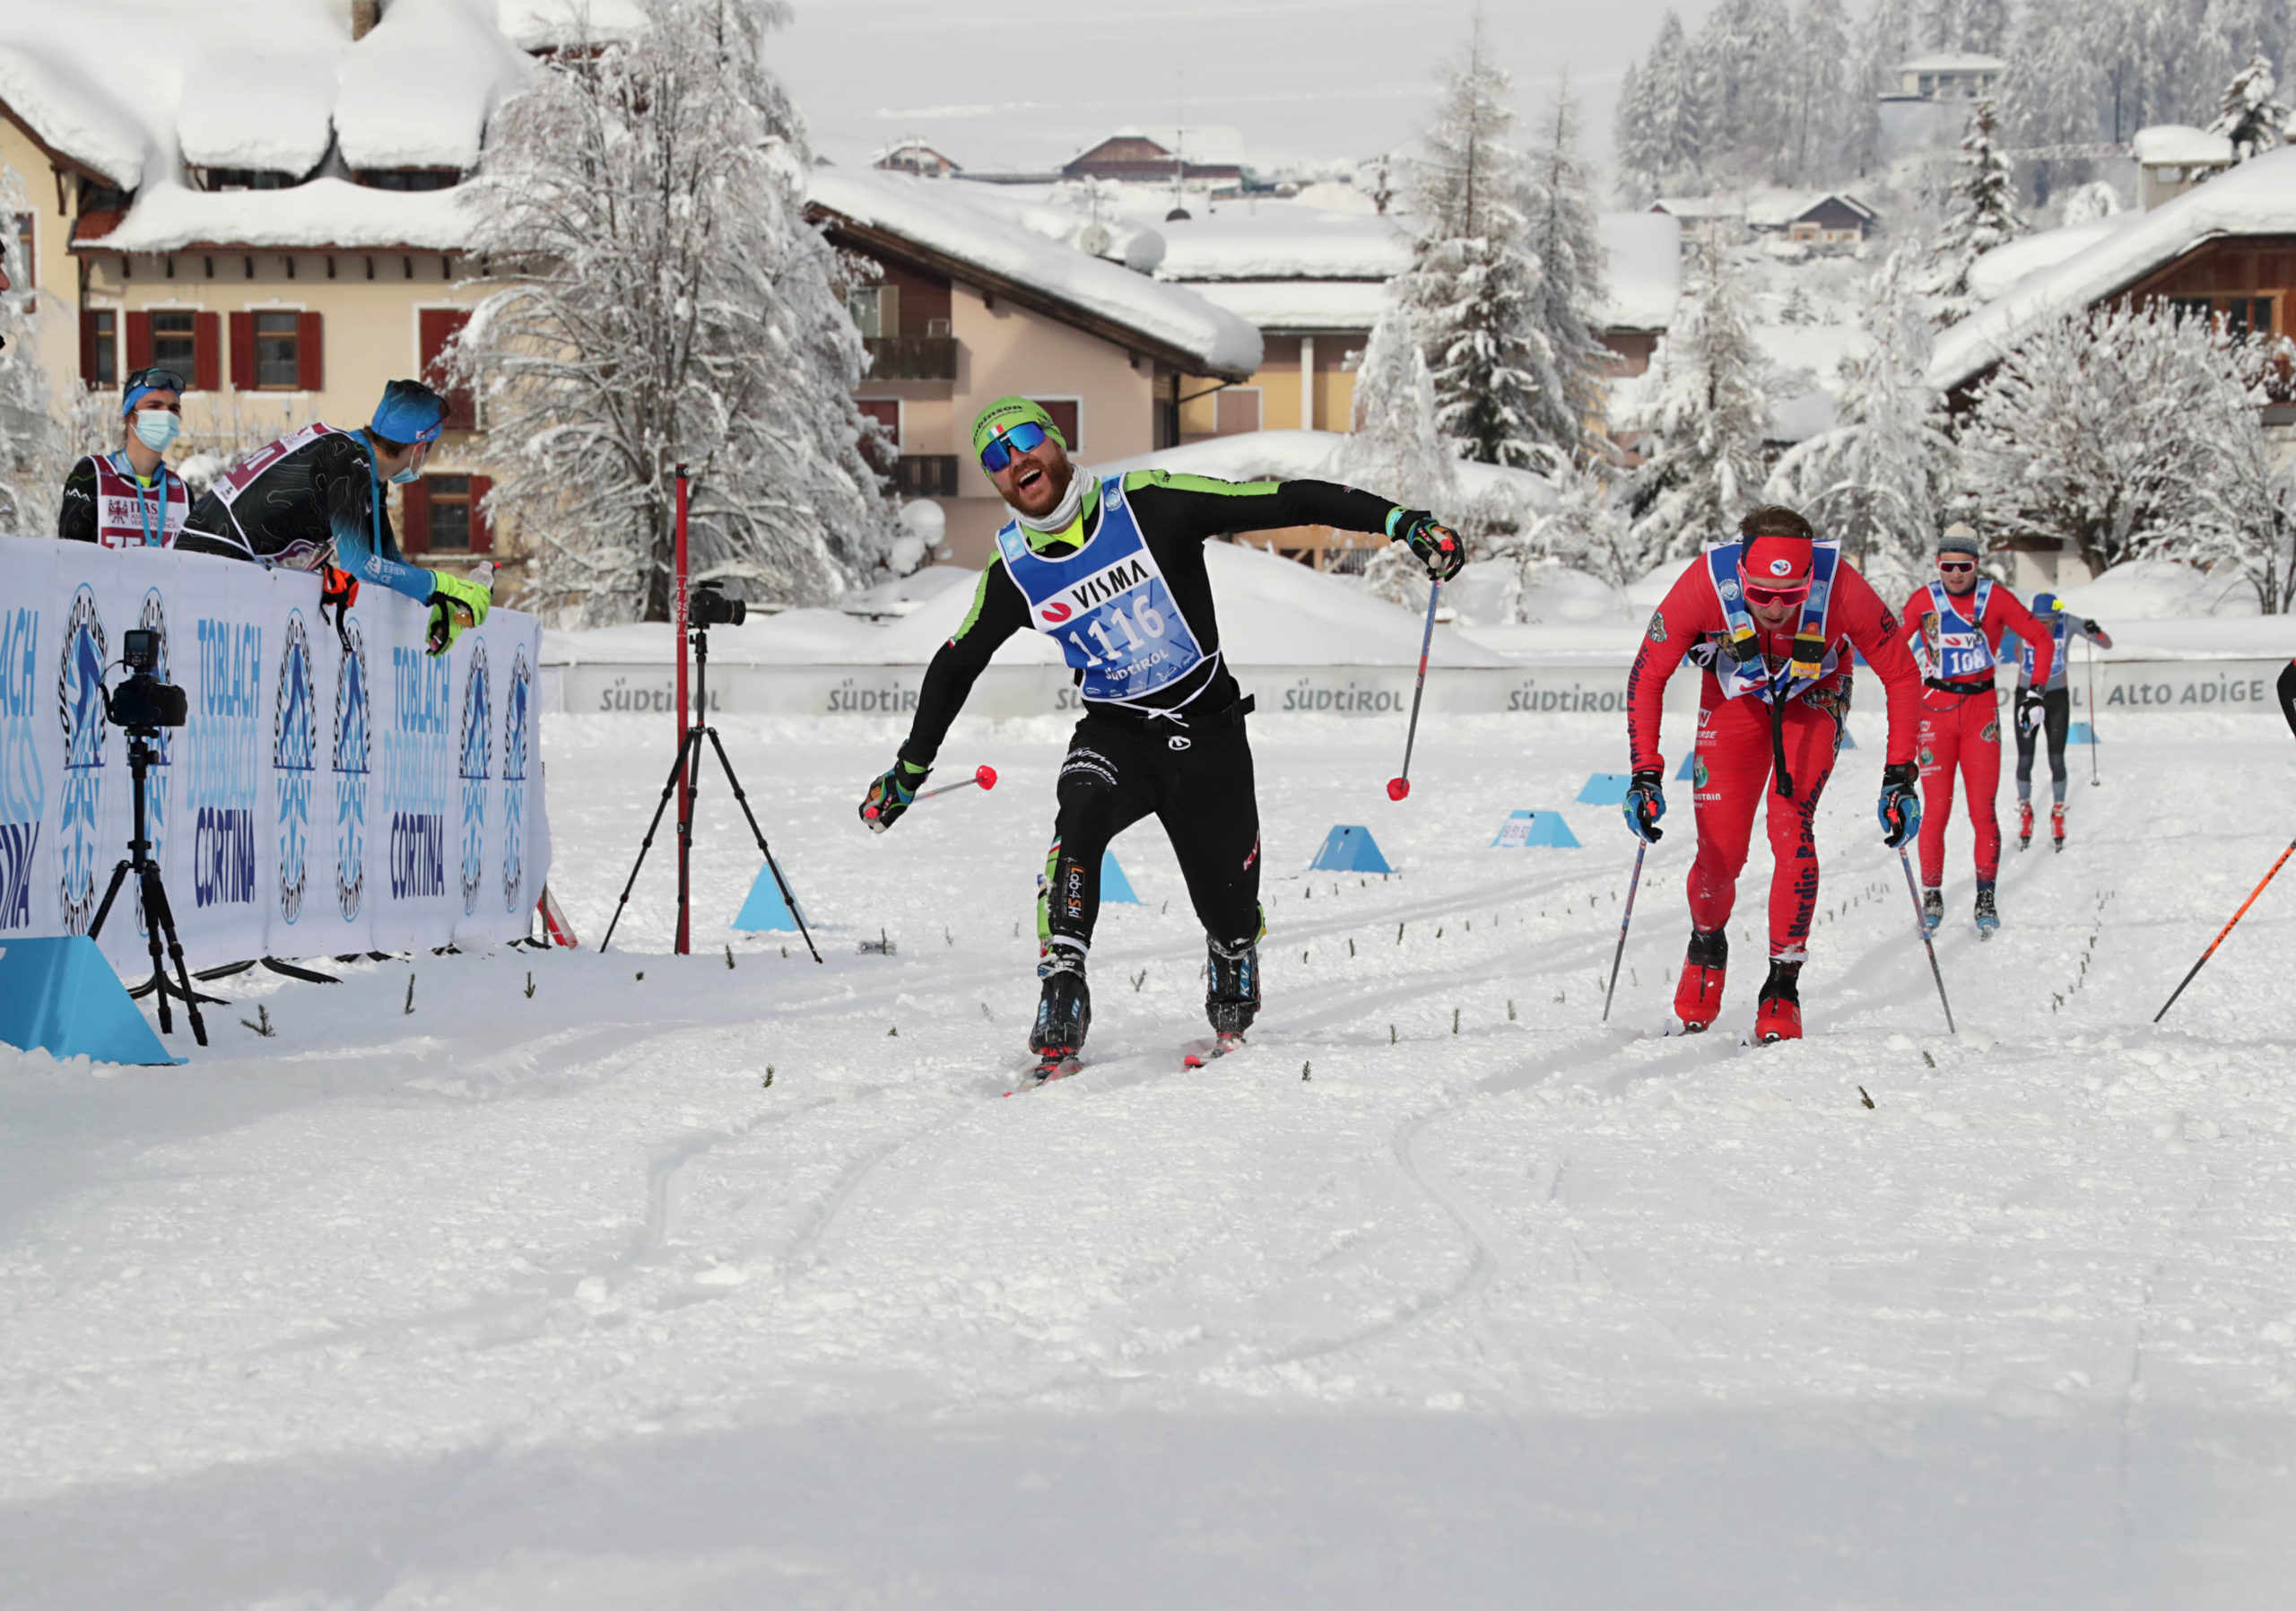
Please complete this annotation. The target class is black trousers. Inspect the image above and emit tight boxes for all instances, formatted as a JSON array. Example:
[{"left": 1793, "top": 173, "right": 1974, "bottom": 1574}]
[
  {"left": 1041, "top": 709, "right": 1261, "bottom": 960},
  {"left": 2013, "top": 686, "right": 2071, "bottom": 802}
]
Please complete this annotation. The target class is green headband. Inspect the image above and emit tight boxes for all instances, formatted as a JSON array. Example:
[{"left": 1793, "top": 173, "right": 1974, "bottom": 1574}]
[{"left": 970, "top": 396, "right": 1065, "bottom": 460}]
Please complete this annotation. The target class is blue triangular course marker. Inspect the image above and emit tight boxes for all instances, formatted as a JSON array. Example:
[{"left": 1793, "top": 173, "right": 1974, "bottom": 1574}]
[
  {"left": 733, "top": 864, "right": 810, "bottom": 931},
  {"left": 1576, "top": 772, "right": 1632, "bottom": 806},
  {"left": 2068, "top": 721, "right": 2100, "bottom": 745},
  {"left": 1100, "top": 850, "right": 1141, "bottom": 903},
  {"left": 1836, "top": 727, "right": 1858, "bottom": 749},
  {"left": 1675, "top": 753, "right": 1699, "bottom": 781},
  {"left": 1309, "top": 824, "right": 1392, "bottom": 874},
  {"left": 1492, "top": 809, "right": 1581, "bottom": 848},
  {"left": 0, "top": 936, "right": 183, "bottom": 1066}
]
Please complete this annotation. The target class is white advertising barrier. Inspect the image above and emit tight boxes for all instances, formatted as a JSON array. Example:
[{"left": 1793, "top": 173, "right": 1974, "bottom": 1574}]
[
  {"left": 0, "top": 535, "right": 550, "bottom": 974},
  {"left": 542, "top": 651, "right": 2292, "bottom": 720}
]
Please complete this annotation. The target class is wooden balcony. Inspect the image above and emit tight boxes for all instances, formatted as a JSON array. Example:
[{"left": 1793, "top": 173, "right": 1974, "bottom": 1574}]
[
  {"left": 889, "top": 455, "right": 959, "bottom": 498},
  {"left": 863, "top": 335, "right": 958, "bottom": 380}
]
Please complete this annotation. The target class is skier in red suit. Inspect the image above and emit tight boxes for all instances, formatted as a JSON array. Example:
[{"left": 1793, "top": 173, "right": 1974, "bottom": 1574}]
[
  {"left": 1897, "top": 526, "right": 2054, "bottom": 939},
  {"left": 1624, "top": 505, "right": 1926, "bottom": 1041}
]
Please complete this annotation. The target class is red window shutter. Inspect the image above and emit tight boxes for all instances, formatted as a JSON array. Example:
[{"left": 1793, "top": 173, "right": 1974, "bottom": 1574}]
[
  {"left": 193, "top": 312, "right": 221, "bottom": 391},
  {"left": 399, "top": 479, "right": 430, "bottom": 553},
  {"left": 79, "top": 310, "right": 100, "bottom": 383},
  {"left": 1031, "top": 397, "right": 1081, "bottom": 452},
  {"left": 468, "top": 475, "right": 492, "bottom": 553},
  {"left": 126, "top": 311, "right": 152, "bottom": 370},
  {"left": 229, "top": 311, "right": 254, "bottom": 390},
  {"left": 419, "top": 308, "right": 475, "bottom": 430},
  {"left": 297, "top": 311, "right": 324, "bottom": 391}
]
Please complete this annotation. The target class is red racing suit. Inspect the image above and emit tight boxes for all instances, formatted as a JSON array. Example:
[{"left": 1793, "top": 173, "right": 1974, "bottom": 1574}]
[
  {"left": 1629, "top": 552, "right": 1922, "bottom": 962},
  {"left": 1897, "top": 581, "right": 2055, "bottom": 888}
]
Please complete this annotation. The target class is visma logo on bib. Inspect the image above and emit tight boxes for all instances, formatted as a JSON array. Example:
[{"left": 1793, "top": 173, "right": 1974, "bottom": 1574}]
[{"left": 1038, "top": 558, "right": 1199, "bottom": 691}]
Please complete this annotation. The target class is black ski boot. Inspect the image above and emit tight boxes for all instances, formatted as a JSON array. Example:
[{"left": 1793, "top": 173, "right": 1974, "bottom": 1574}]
[
  {"left": 1974, "top": 884, "right": 2000, "bottom": 939},
  {"left": 1028, "top": 949, "right": 1090, "bottom": 1081},
  {"left": 1204, "top": 934, "right": 1261, "bottom": 1049},
  {"left": 1754, "top": 959, "right": 1803, "bottom": 1043},
  {"left": 1921, "top": 886, "right": 1944, "bottom": 936}
]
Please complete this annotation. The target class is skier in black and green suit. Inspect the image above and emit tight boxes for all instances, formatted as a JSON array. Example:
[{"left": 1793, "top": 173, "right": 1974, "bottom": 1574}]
[{"left": 859, "top": 396, "right": 1465, "bottom": 1077}]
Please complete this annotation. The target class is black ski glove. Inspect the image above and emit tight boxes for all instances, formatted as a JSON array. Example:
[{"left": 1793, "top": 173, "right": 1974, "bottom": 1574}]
[
  {"left": 1622, "top": 768, "right": 1665, "bottom": 843},
  {"left": 2085, "top": 621, "right": 2113, "bottom": 649},
  {"left": 860, "top": 758, "right": 929, "bottom": 833},
  {"left": 2015, "top": 687, "right": 2046, "bottom": 734},
  {"left": 1389, "top": 509, "right": 1466, "bottom": 582},
  {"left": 1878, "top": 761, "right": 1920, "bottom": 849}
]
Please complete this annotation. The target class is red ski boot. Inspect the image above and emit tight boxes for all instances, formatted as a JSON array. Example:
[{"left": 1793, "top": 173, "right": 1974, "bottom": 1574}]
[
  {"left": 2017, "top": 800, "right": 2034, "bottom": 849},
  {"left": 1755, "top": 959, "right": 1803, "bottom": 1043},
  {"left": 1674, "top": 927, "right": 1727, "bottom": 1032},
  {"left": 2050, "top": 801, "right": 2067, "bottom": 852}
]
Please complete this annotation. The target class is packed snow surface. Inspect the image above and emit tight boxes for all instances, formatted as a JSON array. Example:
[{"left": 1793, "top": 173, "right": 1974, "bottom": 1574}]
[{"left": 5, "top": 710, "right": 2293, "bottom": 1607}]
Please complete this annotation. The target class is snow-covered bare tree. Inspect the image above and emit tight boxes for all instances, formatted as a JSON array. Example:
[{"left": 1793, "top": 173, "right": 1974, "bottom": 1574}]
[
  {"left": 1629, "top": 231, "right": 1770, "bottom": 562},
  {"left": 1528, "top": 450, "right": 1640, "bottom": 588},
  {"left": 2191, "top": 398, "right": 2296, "bottom": 612},
  {"left": 1923, "top": 99, "right": 2022, "bottom": 327},
  {"left": 1615, "top": 8, "right": 1708, "bottom": 201},
  {"left": 1959, "top": 300, "right": 2259, "bottom": 575},
  {"left": 1519, "top": 83, "right": 1612, "bottom": 464},
  {"left": 453, "top": 0, "right": 891, "bottom": 624},
  {"left": 1396, "top": 24, "right": 1547, "bottom": 470},
  {"left": 2210, "top": 49, "right": 2292, "bottom": 162},
  {"left": 0, "top": 166, "right": 62, "bottom": 536},
  {"left": 1766, "top": 252, "right": 1951, "bottom": 589}
]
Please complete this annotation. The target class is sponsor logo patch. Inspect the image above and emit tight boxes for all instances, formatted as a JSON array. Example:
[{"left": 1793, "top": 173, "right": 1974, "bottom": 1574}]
[
  {"left": 1646, "top": 611, "right": 1667, "bottom": 644},
  {"left": 1769, "top": 558, "right": 1792, "bottom": 577},
  {"left": 1040, "top": 601, "right": 1072, "bottom": 624}
]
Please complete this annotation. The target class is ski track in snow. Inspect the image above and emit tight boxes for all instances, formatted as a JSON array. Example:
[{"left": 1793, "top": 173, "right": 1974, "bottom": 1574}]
[{"left": 3, "top": 711, "right": 2294, "bottom": 1608}]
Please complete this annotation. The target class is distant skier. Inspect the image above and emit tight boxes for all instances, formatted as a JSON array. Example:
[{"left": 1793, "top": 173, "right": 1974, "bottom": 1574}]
[
  {"left": 857, "top": 396, "right": 1465, "bottom": 1081},
  {"left": 2013, "top": 590, "right": 2111, "bottom": 851},
  {"left": 1623, "top": 505, "right": 1924, "bottom": 1043},
  {"left": 177, "top": 379, "right": 492, "bottom": 656},
  {"left": 1898, "top": 526, "right": 2054, "bottom": 937}
]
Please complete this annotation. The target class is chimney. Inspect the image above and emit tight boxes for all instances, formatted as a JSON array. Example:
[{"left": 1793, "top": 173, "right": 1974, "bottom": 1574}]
[{"left": 351, "top": 0, "right": 379, "bottom": 39}]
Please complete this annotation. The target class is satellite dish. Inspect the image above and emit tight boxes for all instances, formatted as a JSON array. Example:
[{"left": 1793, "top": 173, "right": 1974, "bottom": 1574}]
[
  {"left": 1165, "top": 206, "right": 1192, "bottom": 222},
  {"left": 1077, "top": 222, "right": 1113, "bottom": 257}
]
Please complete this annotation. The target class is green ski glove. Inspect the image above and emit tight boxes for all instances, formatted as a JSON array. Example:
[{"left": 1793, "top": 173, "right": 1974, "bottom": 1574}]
[
  {"left": 1388, "top": 508, "right": 1466, "bottom": 582},
  {"left": 423, "top": 570, "right": 492, "bottom": 657},
  {"left": 861, "top": 759, "right": 930, "bottom": 833}
]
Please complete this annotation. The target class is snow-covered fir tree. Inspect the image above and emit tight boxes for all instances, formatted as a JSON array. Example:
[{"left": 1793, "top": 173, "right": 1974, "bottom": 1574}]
[
  {"left": 1958, "top": 301, "right": 2258, "bottom": 575},
  {"left": 2191, "top": 384, "right": 2296, "bottom": 613},
  {"left": 1781, "top": 0, "right": 1851, "bottom": 186},
  {"left": 1923, "top": 99, "right": 2022, "bottom": 327},
  {"left": 1765, "top": 252, "right": 1950, "bottom": 589},
  {"left": 0, "top": 167, "right": 61, "bottom": 536},
  {"left": 2001, "top": 2, "right": 2102, "bottom": 203},
  {"left": 1925, "top": 0, "right": 2013, "bottom": 56},
  {"left": 453, "top": 0, "right": 891, "bottom": 623},
  {"left": 1848, "top": 0, "right": 1920, "bottom": 177},
  {"left": 1613, "top": 9, "right": 1706, "bottom": 203},
  {"left": 1329, "top": 306, "right": 1460, "bottom": 523},
  {"left": 2210, "top": 49, "right": 2292, "bottom": 162},
  {"left": 1693, "top": 0, "right": 1796, "bottom": 185},
  {"left": 1396, "top": 27, "right": 1547, "bottom": 471},
  {"left": 1518, "top": 83, "right": 1612, "bottom": 464},
  {"left": 1629, "top": 231, "right": 1771, "bottom": 563}
]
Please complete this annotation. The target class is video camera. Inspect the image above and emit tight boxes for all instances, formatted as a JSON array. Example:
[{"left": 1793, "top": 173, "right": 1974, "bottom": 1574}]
[
  {"left": 106, "top": 628, "right": 188, "bottom": 733},
  {"left": 689, "top": 579, "right": 746, "bottom": 629}
]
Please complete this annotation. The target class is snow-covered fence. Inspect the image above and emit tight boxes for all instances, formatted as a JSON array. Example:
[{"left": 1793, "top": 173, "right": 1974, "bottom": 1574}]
[{"left": 0, "top": 537, "right": 550, "bottom": 973}]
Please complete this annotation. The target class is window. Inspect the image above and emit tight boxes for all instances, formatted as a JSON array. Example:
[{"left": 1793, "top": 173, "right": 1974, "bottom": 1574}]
[
  {"left": 1031, "top": 397, "right": 1082, "bottom": 452},
  {"left": 151, "top": 311, "right": 197, "bottom": 370},
  {"left": 418, "top": 308, "right": 476, "bottom": 429},
  {"left": 356, "top": 170, "right": 460, "bottom": 192},
  {"left": 0, "top": 212, "right": 30, "bottom": 291},
  {"left": 82, "top": 309, "right": 118, "bottom": 387},
  {"left": 253, "top": 311, "right": 300, "bottom": 388},
  {"left": 425, "top": 475, "right": 474, "bottom": 550},
  {"left": 848, "top": 286, "right": 883, "bottom": 337},
  {"left": 197, "top": 168, "right": 298, "bottom": 192}
]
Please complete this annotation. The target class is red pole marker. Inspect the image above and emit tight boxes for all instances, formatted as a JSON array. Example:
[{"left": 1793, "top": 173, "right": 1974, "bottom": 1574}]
[
  {"left": 865, "top": 763, "right": 997, "bottom": 823},
  {"left": 1387, "top": 579, "right": 1440, "bottom": 801}
]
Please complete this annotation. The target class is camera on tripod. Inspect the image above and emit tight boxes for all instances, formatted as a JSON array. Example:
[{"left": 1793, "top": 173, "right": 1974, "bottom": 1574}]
[
  {"left": 690, "top": 579, "right": 746, "bottom": 629},
  {"left": 107, "top": 629, "right": 188, "bottom": 733}
]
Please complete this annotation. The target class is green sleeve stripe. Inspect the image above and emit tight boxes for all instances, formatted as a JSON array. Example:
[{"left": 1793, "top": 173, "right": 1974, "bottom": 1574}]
[
  {"left": 952, "top": 566, "right": 995, "bottom": 641},
  {"left": 1121, "top": 468, "right": 1283, "bottom": 497}
]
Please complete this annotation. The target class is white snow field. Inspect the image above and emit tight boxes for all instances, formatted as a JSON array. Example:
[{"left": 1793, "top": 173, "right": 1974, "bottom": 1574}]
[{"left": 5, "top": 707, "right": 2295, "bottom": 1608}]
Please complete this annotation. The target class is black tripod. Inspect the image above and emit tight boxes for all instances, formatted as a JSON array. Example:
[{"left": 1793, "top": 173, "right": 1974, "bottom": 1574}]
[
  {"left": 599, "top": 613, "right": 821, "bottom": 961},
  {"left": 88, "top": 727, "right": 210, "bottom": 1045}
]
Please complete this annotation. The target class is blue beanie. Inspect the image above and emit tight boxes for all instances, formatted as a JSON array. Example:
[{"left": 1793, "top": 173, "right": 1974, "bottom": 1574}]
[{"left": 370, "top": 379, "right": 448, "bottom": 445}]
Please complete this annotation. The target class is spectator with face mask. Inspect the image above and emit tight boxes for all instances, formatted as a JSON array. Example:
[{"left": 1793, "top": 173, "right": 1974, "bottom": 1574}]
[{"left": 57, "top": 367, "right": 192, "bottom": 550}]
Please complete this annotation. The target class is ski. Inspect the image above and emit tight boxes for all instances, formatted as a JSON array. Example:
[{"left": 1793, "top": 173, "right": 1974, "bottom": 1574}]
[
  {"left": 1180, "top": 1032, "right": 1245, "bottom": 1069},
  {"left": 1001, "top": 1052, "right": 1083, "bottom": 1096}
]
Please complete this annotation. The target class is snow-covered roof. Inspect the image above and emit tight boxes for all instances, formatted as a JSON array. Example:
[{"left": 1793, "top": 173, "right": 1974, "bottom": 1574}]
[
  {"left": 2130, "top": 125, "right": 2234, "bottom": 167},
  {"left": 1153, "top": 209, "right": 1409, "bottom": 282},
  {"left": 1601, "top": 212, "right": 1680, "bottom": 330},
  {"left": 87, "top": 179, "right": 476, "bottom": 253},
  {"left": 809, "top": 167, "right": 1263, "bottom": 379},
  {"left": 1651, "top": 196, "right": 1744, "bottom": 222},
  {"left": 1965, "top": 214, "right": 2140, "bottom": 303},
  {"left": 1187, "top": 278, "right": 1391, "bottom": 334},
  {"left": 1894, "top": 53, "right": 2005, "bottom": 73},
  {"left": 1930, "top": 146, "right": 2296, "bottom": 393},
  {"left": 1, "top": 0, "right": 531, "bottom": 218},
  {"left": 1073, "top": 126, "right": 1248, "bottom": 169}
]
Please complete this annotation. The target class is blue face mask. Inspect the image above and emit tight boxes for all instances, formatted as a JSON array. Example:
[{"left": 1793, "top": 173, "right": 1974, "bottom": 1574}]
[
  {"left": 132, "top": 410, "right": 180, "bottom": 452},
  {"left": 390, "top": 465, "right": 422, "bottom": 484}
]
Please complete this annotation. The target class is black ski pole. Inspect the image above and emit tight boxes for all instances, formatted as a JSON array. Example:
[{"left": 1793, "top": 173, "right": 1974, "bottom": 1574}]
[
  {"left": 1602, "top": 840, "right": 1648, "bottom": 1023},
  {"left": 1897, "top": 846, "right": 1956, "bottom": 1035},
  {"left": 1387, "top": 579, "right": 1440, "bottom": 801},
  {"left": 2154, "top": 840, "right": 2296, "bottom": 1023},
  {"left": 2084, "top": 636, "right": 2100, "bottom": 787}
]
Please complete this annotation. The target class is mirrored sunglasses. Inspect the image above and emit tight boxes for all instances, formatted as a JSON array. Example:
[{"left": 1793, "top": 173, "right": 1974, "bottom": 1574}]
[
  {"left": 1743, "top": 581, "right": 1811, "bottom": 607},
  {"left": 1937, "top": 559, "right": 1977, "bottom": 573},
  {"left": 979, "top": 420, "right": 1048, "bottom": 472}
]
